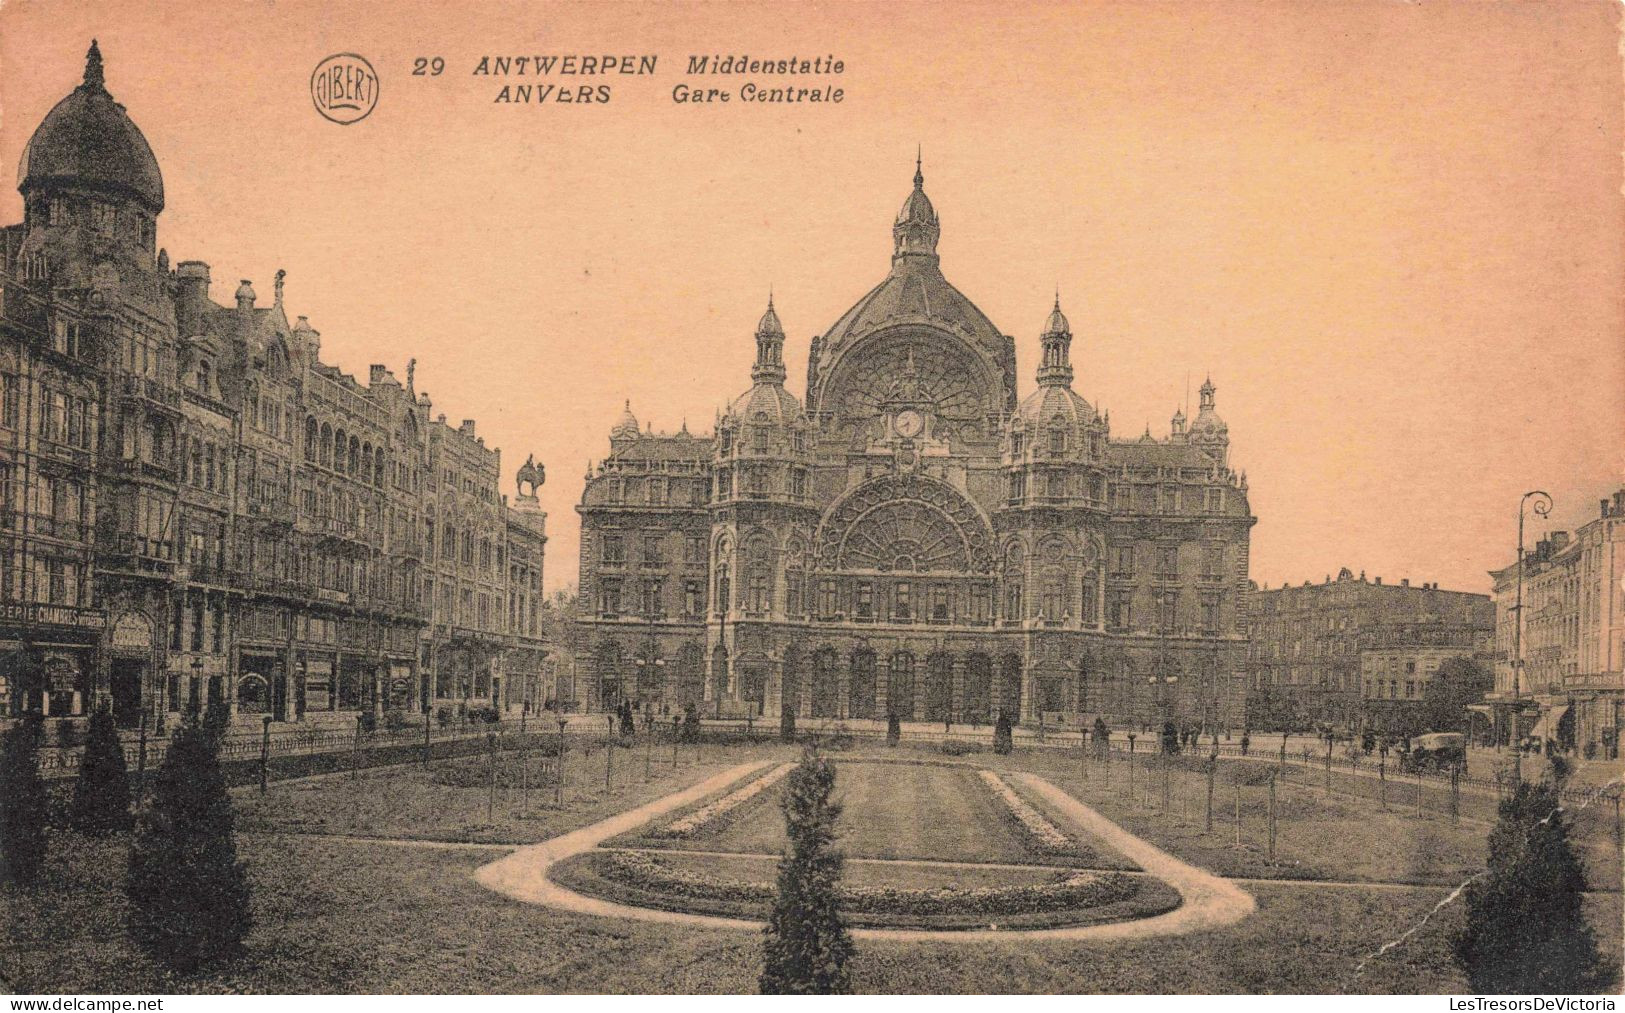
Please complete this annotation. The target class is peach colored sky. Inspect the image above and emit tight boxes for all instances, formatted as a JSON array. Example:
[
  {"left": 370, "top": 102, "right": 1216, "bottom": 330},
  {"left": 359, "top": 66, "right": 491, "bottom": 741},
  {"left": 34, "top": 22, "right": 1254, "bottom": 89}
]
[{"left": 3, "top": 0, "right": 1621, "bottom": 596}]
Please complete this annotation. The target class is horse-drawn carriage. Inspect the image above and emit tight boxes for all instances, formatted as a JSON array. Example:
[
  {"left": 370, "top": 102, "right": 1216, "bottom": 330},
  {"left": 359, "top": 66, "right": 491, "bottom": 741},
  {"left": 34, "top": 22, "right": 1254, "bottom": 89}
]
[{"left": 1400, "top": 731, "right": 1466, "bottom": 773}]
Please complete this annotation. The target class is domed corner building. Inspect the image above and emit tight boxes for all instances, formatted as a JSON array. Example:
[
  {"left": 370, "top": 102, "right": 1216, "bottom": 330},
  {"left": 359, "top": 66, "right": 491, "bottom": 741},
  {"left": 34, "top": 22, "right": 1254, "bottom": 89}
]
[
  {"left": 580, "top": 162, "right": 1258, "bottom": 733},
  {"left": 0, "top": 46, "right": 553, "bottom": 733}
]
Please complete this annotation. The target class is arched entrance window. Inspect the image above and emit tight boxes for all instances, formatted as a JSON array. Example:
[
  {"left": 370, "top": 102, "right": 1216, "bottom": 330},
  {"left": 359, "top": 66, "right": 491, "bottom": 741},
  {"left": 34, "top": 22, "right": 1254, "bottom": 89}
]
[
  {"left": 237, "top": 673, "right": 268, "bottom": 714},
  {"left": 811, "top": 648, "right": 839, "bottom": 718},
  {"left": 888, "top": 651, "right": 915, "bottom": 720},
  {"left": 924, "top": 653, "right": 953, "bottom": 722},
  {"left": 849, "top": 648, "right": 876, "bottom": 719},
  {"left": 964, "top": 654, "right": 993, "bottom": 724}
]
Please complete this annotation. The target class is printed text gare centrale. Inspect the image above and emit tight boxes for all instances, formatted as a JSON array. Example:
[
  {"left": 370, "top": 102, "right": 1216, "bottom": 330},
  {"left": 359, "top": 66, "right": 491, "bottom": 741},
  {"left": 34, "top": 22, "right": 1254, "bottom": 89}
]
[{"left": 473, "top": 53, "right": 845, "bottom": 104}]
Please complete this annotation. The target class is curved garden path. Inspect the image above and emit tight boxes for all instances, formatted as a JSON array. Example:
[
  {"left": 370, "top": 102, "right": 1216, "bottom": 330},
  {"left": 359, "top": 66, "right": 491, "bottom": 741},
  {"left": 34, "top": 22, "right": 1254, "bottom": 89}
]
[{"left": 475, "top": 762, "right": 1256, "bottom": 942}]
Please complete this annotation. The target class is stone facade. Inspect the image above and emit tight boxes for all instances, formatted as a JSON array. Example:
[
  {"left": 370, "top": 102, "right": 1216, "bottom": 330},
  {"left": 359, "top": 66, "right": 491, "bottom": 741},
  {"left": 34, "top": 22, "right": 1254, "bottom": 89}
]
[
  {"left": 1487, "top": 488, "right": 1625, "bottom": 757},
  {"left": 578, "top": 161, "right": 1255, "bottom": 732},
  {"left": 1247, "top": 568, "right": 1493, "bottom": 731},
  {"left": 0, "top": 45, "right": 548, "bottom": 729}
]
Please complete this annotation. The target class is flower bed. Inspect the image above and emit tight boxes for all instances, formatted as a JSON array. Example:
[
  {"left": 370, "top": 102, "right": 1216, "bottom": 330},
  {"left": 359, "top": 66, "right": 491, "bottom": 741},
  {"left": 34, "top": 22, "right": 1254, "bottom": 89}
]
[
  {"left": 978, "top": 770, "right": 1071, "bottom": 851},
  {"left": 653, "top": 762, "right": 793, "bottom": 838},
  {"left": 561, "top": 848, "right": 1169, "bottom": 928}
]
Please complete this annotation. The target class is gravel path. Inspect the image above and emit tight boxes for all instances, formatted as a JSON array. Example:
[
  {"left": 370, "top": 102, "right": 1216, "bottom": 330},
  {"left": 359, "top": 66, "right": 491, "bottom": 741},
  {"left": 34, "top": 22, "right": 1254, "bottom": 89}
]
[{"left": 476, "top": 764, "right": 1256, "bottom": 942}]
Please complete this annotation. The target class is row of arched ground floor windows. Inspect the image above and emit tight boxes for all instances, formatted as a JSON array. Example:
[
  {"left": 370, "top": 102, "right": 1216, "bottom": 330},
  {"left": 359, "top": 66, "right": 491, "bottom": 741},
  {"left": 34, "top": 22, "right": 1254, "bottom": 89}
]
[{"left": 590, "top": 643, "right": 1219, "bottom": 725}]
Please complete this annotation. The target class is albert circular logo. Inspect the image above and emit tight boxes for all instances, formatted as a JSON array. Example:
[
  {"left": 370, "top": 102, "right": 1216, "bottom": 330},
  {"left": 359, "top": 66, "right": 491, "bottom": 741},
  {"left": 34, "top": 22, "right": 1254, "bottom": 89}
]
[{"left": 311, "top": 53, "right": 379, "bottom": 125}]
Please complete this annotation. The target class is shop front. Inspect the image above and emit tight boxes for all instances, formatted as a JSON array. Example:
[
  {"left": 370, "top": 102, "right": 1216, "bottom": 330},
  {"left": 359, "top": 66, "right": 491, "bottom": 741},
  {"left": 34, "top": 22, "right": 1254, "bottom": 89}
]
[{"left": 0, "top": 603, "right": 106, "bottom": 720}]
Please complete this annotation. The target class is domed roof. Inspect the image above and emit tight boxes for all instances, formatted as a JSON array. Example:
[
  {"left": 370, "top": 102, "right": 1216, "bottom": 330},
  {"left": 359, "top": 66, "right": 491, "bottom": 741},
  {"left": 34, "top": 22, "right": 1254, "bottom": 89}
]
[
  {"left": 896, "top": 162, "right": 937, "bottom": 227},
  {"left": 756, "top": 296, "right": 784, "bottom": 336},
  {"left": 611, "top": 400, "right": 640, "bottom": 438},
  {"left": 18, "top": 43, "right": 164, "bottom": 213},
  {"left": 729, "top": 383, "right": 804, "bottom": 428},
  {"left": 1016, "top": 384, "right": 1095, "bottom": 434},
  {"left": 1043, "top": 296, "right": 1070, "bottom": 336}
]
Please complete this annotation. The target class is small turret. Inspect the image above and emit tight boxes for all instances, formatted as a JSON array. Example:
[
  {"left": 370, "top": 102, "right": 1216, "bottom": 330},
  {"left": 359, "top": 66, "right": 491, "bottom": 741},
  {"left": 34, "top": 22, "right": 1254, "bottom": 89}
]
[{"left": 892, "top": 151, "right": 940, "bottom": 261}]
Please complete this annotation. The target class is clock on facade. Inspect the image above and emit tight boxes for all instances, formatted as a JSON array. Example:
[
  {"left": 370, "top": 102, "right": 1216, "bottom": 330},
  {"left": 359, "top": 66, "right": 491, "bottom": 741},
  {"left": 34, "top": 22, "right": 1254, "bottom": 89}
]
[{"left": 895, "top": 409, "right": 924, "bottom": 438}]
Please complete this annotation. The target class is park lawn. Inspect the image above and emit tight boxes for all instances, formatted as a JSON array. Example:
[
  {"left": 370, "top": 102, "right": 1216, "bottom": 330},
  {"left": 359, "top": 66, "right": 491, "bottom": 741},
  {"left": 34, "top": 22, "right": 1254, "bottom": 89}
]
[
  {"left": 670, "top": 759, "right": 1043, "bottom": 864},
  {"left": 989, "top": 749, "right": 1506, "bottom": 887},
  {"left": 8, "top": 830, "right": 1618, "bottom": 993},
  {"left": 234, "top": 741, "right": 798, "bottom": 845}
]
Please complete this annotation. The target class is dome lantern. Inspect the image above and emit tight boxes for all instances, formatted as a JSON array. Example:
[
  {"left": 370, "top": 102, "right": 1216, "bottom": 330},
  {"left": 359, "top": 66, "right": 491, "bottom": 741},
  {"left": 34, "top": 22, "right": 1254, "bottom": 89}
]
[
  {"left": 1035, "top": 293, "right": 1075, "bottom": 388},
  {"left": 751, "top": 292, "right": 787, "bottom": 386},
  {"left": 892, "top": 151, "right": 940, "bottom": 261}
]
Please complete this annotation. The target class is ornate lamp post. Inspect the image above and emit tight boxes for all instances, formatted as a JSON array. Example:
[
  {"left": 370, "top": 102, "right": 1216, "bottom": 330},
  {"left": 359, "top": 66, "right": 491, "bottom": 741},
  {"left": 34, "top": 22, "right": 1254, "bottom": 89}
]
[{"left": 1511, "top": 489, "right": 1552, "bottom": 784}]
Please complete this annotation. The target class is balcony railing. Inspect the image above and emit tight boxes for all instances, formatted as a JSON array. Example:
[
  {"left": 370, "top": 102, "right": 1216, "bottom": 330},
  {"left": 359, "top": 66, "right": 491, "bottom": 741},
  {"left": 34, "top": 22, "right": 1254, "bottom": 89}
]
[{"left": 118, "top": 374, "right": 181, "bottom": 411}]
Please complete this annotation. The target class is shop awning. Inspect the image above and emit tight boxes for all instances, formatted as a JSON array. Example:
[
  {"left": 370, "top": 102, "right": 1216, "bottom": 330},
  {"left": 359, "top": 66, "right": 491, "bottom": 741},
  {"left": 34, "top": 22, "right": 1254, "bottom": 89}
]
[
  {"left": 1465, "top": 704, "right": 1495, "bottom": 716},
  {"left": 1529, "top": 703, "right": 1570, "bottom": 743}
]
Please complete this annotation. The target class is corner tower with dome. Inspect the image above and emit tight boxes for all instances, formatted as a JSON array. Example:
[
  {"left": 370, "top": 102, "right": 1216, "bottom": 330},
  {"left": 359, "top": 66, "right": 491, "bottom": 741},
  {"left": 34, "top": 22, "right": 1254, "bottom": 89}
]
[
  {"left": 0, "top": 44, "right": 551, "bottom": 732},
  {"left": 577, "top": 161, "right": 1257, "bottom": 733}
]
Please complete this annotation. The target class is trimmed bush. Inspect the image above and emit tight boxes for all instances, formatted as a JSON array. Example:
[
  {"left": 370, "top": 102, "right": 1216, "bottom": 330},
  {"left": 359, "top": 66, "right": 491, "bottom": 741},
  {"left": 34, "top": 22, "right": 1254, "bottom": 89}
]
[
  {"left": 681, "top": 703, "right": 701, "bottom": 744},
  {"left": 993, "top": 714, "right": 1013, "bottom": 755},
  {"left": 761, "top": 749, "right": 854, "bottom": 994},
  {"left": 780, "top": 706, "right": 796, "bottom": 743},
  {"left": 1452, "top": 778, "right": 1614, "bottom": 993},
  {"left": 126, "top": 714, "right": 252, "bottom": 975},
  {"left": 619, "top": 701, "right": 635, "bottom": 738},
  {"left": 0, "top": 713, "right": 48, "bottom": 885},
  {"left": 70, "top": 708, "right": 132, "bottom": 836},
  {"left": 885, "top": 712, "right": 900, "bottom": 747}
]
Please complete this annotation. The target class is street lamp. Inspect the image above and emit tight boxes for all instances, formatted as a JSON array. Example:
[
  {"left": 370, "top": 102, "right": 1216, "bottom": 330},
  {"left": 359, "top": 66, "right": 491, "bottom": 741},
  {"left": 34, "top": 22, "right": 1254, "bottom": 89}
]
[{"left": 1511, "top": 489, "right": 1553, "bottom": 784}]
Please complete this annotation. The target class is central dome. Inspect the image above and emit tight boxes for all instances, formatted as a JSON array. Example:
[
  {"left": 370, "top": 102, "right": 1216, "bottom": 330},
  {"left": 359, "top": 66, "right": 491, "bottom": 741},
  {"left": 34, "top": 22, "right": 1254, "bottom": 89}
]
[{"left": 18, "top": 42, "right": 164, "bottom": 213}]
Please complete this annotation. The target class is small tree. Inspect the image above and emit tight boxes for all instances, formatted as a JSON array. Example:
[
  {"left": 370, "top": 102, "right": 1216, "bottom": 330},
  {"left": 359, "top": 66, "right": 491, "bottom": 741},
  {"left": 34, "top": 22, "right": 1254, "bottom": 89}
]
[
  {"left": 760, "top": 749, "right": 854, "bottom": 994},
  {"left": 681, "top": 702, "right": 701, "bottom": 743},
  {"left": 618, "top": 701, "right": 635, "bottom": 739},
  {"left": 1451, "top": 778, "right": 1614, "bottom": 993},
  {"left": 1092, "top": 716, "right": 1110, "bottom": 759},
  {"left": 70, "top": 708, "right": 131, "bottom": 836},
  {"left": 993, "top": 713, "right": 1013, "bottom": 755},
  {"left": 0, "top": 713, "right": 48, "bottom": 886},
  {"left": 780, "top": 705, "right": 796, "bottom": 743},
  {"left": 885, "top": 712, "right": 900, "bottom": 747},
  {"left": 126, "top": 714, "right": 251, "bottom": 974}
]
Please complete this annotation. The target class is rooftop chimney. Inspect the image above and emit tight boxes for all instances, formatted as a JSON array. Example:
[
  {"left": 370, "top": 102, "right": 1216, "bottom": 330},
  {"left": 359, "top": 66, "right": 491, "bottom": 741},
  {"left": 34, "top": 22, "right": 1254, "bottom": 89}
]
[{"left": 460, "top": 420, "right": 476, "bottom": 437}]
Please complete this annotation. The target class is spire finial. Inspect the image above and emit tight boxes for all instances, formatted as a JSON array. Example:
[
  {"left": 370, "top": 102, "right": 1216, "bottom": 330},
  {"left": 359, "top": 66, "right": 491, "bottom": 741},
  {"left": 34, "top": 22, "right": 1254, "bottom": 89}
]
[
  {"left": 1054, "top": 287, "right": 1061, "bottom": 312},
  {"left": 83, "top": 40, "right": 105, "bottom": 91},
  {"left": 914, "top": 146, "right": 923, "bottom": 189}
]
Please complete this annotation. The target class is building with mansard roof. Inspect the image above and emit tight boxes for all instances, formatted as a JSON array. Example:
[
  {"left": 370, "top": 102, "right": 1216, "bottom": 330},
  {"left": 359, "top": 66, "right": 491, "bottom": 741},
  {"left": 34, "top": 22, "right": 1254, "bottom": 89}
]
[
  {"left": 0, "top": 44, "right": 548, "bottom": 728},
  {"left": 577, "top": 159, "right": 1256, "bottom": 732}
]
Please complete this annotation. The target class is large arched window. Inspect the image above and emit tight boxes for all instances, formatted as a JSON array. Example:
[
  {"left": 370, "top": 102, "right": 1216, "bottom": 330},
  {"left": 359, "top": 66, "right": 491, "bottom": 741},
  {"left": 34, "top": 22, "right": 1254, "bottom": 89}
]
[
  {"left": 304, "top": 417, "right": 318, "bottom": 462},
  {"left": 840, "top": 501, "right": 969, "bottom": 573},
  {"left": 319, "top": 423, "right": 333, "bottom": 467}
]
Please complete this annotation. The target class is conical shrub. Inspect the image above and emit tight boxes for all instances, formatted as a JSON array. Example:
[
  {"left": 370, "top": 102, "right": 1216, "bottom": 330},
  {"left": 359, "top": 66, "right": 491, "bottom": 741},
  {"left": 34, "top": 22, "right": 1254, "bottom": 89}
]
[
  {"left": 760, "top": 749, "right": 854, "bottom": 994},
  {"left": 125, "top": 713, "right": 251, "bottom": 974},
  {"left": 70, "top": 708, "right": 132, "bottom": 835},
  {"left": 0, "top": 713, "right": 48, "bottom": 885},
  {"left": 1451, "top": 778, "right": 1614, "bottom": 992}
]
